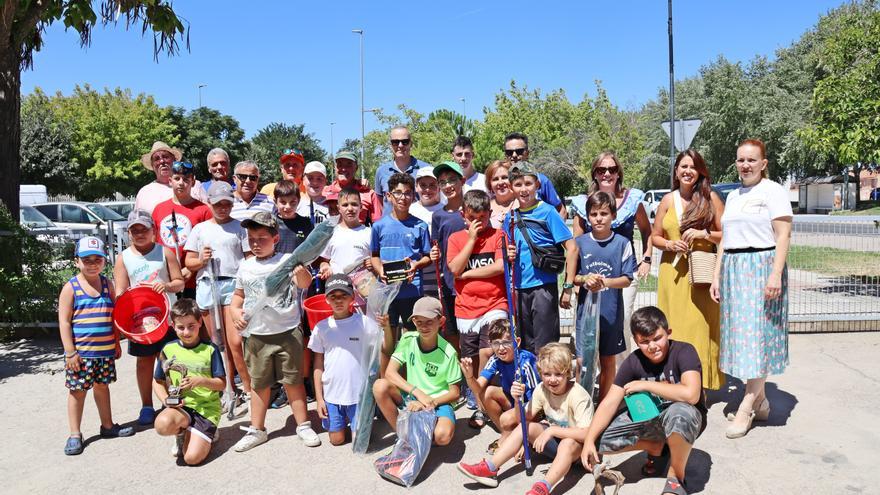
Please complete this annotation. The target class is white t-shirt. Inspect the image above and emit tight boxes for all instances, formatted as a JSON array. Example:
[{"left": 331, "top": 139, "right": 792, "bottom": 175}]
[
  {"left": 721, "top": 179, "right": 793, "bottom": 250},
  {"left": 183, "top": 219, "right": 249, "bottom": 280},
  {"left": 307, "top": 313, "right": 374, "bottom": 405},
  {"left": 320, "top": 224, "right": 372, "bottom": 274},
  {"left": 235, "top": 252, "right": 301, "bottom": 335},
  {"left": 297, "top": 197, "right": 330, "bottom": 225},
  {"left": 463, "top": 171, "right": 488, "bottom": 194},
  {"left": 409, "top": 200, "right": 447, "bottom": 226}
]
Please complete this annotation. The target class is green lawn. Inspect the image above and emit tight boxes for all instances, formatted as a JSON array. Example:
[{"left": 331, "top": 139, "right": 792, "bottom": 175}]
[
  {"left": 829, "top": 205, "right": 880, "bottom": 216},
  {"left": 787, "top": 245, "right": 880, "bottom": 277}
]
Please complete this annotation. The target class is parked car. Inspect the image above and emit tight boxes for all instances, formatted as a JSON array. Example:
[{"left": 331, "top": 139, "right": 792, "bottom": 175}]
[
  {"left": 642, "top": 189, "right": 670, "bottom": 220},
  {"left": 20, "top": 205, "right": 58, "bottom": 231},
  {"left": 712, "top": 182, "right": 740, "bottom": 203},
  {"left": 32, "top": 201, "right": 129, "bottom": 250},
  {"left": 99, "top": 200, "right": 135, "bottom": 218}
]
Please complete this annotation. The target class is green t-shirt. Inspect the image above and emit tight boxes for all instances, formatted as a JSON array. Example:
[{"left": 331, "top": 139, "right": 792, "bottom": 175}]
[
  {"left": 391, "top": 331, "right": 462, "bottom": 398},
  {"left": 154, "top": 340, "right": 225, "bottom": 425}
]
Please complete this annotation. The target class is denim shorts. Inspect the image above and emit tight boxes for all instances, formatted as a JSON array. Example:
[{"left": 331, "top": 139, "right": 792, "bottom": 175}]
[
  {"left": 195, "top": 277, "right": 235, "bottom": 310},
  {"left": 321, "top": 402, "right": 358, "bottom": 433}
]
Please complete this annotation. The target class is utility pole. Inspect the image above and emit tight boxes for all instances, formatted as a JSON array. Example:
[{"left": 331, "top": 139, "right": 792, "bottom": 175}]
[
  {"left": 198, "top": 84, "right": 207, "bottom": 108},
  {"left": 352, "top": 29, "right": 365, "bottom": 179},
  {"left": 667, "top": 0, "right": 676, "bottom": 187}
]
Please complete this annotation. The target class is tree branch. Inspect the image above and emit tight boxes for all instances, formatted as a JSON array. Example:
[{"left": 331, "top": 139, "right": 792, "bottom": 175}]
[{"left": 11, "top": 0, "right": 51, "bottom": 44}]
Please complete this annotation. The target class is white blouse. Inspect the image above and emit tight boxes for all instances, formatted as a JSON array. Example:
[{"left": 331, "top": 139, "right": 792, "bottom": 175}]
[{"left": 721, "top": 179, "right": 793, "bottom": 250}]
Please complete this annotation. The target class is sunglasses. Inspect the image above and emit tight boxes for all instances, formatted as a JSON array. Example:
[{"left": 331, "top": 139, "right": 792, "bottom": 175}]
[
  {"left": 595, "top": 166, "right": 619, "bottom": 176},
  {"left": 504, "top": 148, "right": 527, "bottom": 157},
  {"left": 235, "top": 173, "right": 259, "bottom": 182},
  {"left": 171, "top": 161, "right": 195, "bottom": 175},
  {"left": 390, "top": 139, "right": 411, "bottom": 146},
  {"left": 282, "top": 148, "right": 303, "bottom": 156}
]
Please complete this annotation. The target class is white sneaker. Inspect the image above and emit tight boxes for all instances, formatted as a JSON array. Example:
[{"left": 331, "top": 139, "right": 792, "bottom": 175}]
[
  {"left": 296, "top": 423, "right": 321, "bottom": 447},
  {"left": 171, "top": 433, "right": 185, "bottom": 457},
  {"left": 233, "top": 425, "right": 268, "bottom": 452}
]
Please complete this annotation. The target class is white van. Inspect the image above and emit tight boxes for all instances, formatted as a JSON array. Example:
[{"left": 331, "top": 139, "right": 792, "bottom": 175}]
[{"left": 19, "top": 185, "right": 48, "bottom": 206}]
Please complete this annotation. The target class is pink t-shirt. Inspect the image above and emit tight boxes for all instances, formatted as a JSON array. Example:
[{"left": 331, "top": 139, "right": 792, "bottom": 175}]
[{"left": 135, "top": 180, "right": 206, "bottom": 215}]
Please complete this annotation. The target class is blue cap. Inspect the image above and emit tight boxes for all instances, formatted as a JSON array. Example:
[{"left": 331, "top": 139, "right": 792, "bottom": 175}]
[{"left": 76, "top": 236, "right": 106, "bottom": 258}]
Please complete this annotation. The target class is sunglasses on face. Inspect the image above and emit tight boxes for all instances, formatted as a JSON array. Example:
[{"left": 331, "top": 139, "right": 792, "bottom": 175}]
[
  {"left": 595, "top": 166, "right": 619, "bottom": 176},
  {"left": 282, "top": 148, "right": 303, "bottom": 156},
  {"left": 390, "top": 139, "right": 411, "bottom": 146},
  {"left": 235, "top": 173, "right": 259, "bottom": 182},
  {"left": 504, "top": 148, "right": 527, "bottom": 157},
  {"left": 171, "top": 161, "right": 195, "bottom": 175}
]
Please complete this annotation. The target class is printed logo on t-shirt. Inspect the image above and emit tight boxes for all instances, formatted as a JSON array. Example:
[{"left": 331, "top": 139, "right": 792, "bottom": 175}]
[
  {"left": 159, "top": 213, "right": 193, "bottom": 248},
  {"left": 466, "top": 252, "right": 496, "bottom": 271},
  {"left": 424, "top": 362, "right": 439, "bottom": 377},
  {"left": 739, "top": 196, "right": 768, "bottom": 215}
]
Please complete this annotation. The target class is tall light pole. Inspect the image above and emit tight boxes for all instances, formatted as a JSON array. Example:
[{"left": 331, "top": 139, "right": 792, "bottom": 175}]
[
  {"left": 198, "top": 84, "right": 207, "bottom": 108},
  {"left": 460, "top": 97, "right": 466, "bottom": 119},
  {"left": 667, "top": 0, "right": 676, "bottom": 187},
  {"left": 330, "top": 122, "right": 336, "bottom": 161},
  {"left": 352, "top": 29, "right": 365, "bottom": 179}
]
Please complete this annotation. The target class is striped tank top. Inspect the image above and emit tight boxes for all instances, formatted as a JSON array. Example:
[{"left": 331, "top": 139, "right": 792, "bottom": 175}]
[{"left": 70, "top": 275, "right": 116, "bottom": 358}]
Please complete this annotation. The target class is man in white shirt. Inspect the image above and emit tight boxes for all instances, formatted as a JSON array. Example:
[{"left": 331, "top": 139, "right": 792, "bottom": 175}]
[{"left": 452, "top": 135, "right": 487, "bottom": 194}]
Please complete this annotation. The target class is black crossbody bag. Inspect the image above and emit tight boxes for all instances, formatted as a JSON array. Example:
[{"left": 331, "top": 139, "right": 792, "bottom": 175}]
[{"left": 514, "top": 211, "right": 566, "bottom": 274}]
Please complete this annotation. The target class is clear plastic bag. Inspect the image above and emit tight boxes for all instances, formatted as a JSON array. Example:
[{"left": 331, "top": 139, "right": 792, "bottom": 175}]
[
  {"left": 373, "top": 409, "right": 436, "bottom": 487},
  {"left": 576, "top": 289, "right": 602, "bottom": 395}
]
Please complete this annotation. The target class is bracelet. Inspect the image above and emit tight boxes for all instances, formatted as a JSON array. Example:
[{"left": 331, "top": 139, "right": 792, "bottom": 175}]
[
  {"left": 665, "top": 239, "right": 671, "bottom": 251},
  {"left": 64, "top": 350, "right": 78, "bottom": 359},
  {"left": 410, "top": 385, "right": 418, "bottom": 394}
]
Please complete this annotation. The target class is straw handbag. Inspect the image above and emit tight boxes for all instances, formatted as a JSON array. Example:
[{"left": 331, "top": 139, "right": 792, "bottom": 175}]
[{"left": 671, "top": 190, "right": 716, "bottom": 286}]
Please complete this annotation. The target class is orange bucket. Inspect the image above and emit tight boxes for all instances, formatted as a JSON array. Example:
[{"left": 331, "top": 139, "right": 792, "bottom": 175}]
[
  {"left": 303, "top": 294, "right": 335, "bottom": 326},
  {"left": 113, "top": 287, "right": 170, "bottom": 344}
]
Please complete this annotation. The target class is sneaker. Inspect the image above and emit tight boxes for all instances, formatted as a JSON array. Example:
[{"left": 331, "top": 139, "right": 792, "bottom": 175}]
[
  {"left": 465, "top": 387, "right": 478, "bottom": 410},
  {"left": 233, "top": 426, "right": 268, "bottom": 452},
  {"left": 270, "top": 387, "right": 288, "bottom": 409},
  {"left": 171, "top": 433, "right": 185, "bottom": 457},
  {"left": 526, "top": 481, "right": 551, "bottom": 495},
  {"left": 296, "top": 423, "right": 321, "bottom": 447},
  {"left": 100, "top": 423, "right": 135, "bottom": 438},
  {"left": 457, "top": 460, "right": 499, "bottom": 487},
  {"left": 137, "top": 406, "right": 156, "bottom": 425}
]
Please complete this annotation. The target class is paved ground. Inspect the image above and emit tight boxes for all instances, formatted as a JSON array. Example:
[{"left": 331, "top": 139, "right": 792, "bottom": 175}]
[{"left": 1, "top": 332, "right": 877, "bottom": 494}]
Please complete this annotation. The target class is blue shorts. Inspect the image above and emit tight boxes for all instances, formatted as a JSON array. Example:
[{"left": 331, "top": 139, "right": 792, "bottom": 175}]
[
  {"left": 401, "top": 393, "right": 456, "bottom": 423},
  {"left": 195, "top": 277, "right": 235, "bottom": 310},
  {"left": 321, "top": 402, "right": 358, "bottom": 433}
]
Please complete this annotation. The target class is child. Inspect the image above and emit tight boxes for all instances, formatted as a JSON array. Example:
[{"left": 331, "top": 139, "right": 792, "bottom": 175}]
[
  {"left": 298, "top": 161, "right": 330, "bottom": 225},
  {"left": 570, "top": 191, "right": 636, "bottom": 401},
  {"left": 502, "top": 162, "right": 577, "bottom": 354},
  {"left": 184, "top": 181, "right": 251, "bottom": 394},
  {"left": 429, "top": 161, "right": 467, "bottom": 343},
  {"left": 581, "top": 306, "right": 705, "bottom": 495},
  {"left": 58, "top": 237, "right": 134, "bottom": 455},
  {"left": 372, "top": 296, "right": 462, "bottom": 446},
  {"left": 153, "top": 299, "right": 226, "bottom": 465},
  {"left": 370, "top": 172, "right": 432, "bottom": 333},
  {"left": 459, "top": 343, "right": 592, "bottom": 495},
  {"left": 114, "top": 210, "right": 185, "bottom": 425},
  {"left": 447, "top": 189, "right": 508, "bottom": 426},
  {"left": 409, "top": 166, "right": 446, "bottom": 298},
  {"left": 152, "top": 161, "right": 213, "bottom": 299},
  {"left": 460, "top": 319, "right": 540, "bottom": 450},
  {"left": 230, "top": 211, "right": 319, "bottom": 451},
  {"left": 317, "top": 187, "right": 372, "bottom": 277},
  {"left": 308, "top": 275, "right": 392, "bottom": 445}
]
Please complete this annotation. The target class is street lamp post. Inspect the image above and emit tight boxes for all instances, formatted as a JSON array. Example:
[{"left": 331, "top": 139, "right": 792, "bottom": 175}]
[
  {"left": 330, "top": 122, "right": 335, "bottom": 162},
  {"left": 667, "top": 0, "right": 676, "bottom": 187},
  {"left": 460, "top": 97, "right": 466, "bottom": 119},
  {"left": 352, "top": 29, "right": 365, "bottom": 179},
  {"left": 198, "top": 84, "right": 207, "bottom": 108}
]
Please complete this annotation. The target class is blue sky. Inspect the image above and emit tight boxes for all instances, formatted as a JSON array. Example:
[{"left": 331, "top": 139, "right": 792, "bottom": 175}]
[{"left": 22, "top": 0, "right": 845, "bottom": 152}]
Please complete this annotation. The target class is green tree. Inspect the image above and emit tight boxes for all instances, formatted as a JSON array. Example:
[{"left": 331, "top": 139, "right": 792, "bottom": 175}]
[
  {"left": 167, "top": 106, "right": 248, "bottom": 179},
  {"left": 20, "top": 88, "right": 78, "bottom": 195},
  {"left": 0, "top": 0, "right": 187, "bottom": 213},
  {"left": 247, "top": 122, "right": 326, "bottom": 183}
]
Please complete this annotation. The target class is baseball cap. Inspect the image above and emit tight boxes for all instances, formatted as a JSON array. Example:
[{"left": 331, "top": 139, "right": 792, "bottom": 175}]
[
  {"left": 127, "top": 209, "right": 154, "bottom": 229},
  {"left": 76, "top": 236, "right": 106, "bottom": 258},
  {"left": 324, "top": 274, "right": 354, "bottom": 296},
  {"left": 323, "top": 187, "right": 339, "bottom": 202},
  {"left": 408, "top": 297, "right": 444, "bottom": 321},
  {"left": 304, "top": 161, "right": 327, "bottom": 177},
  {"left": 280, "top": 147, "right": 305, "bottom": 166},
  {"left": 334, "top": 151, "right": 358, "bottom": 163},
  {"left": 416, "top": 166, "right": 438, "bottom": 181},
  {"left": 509, "top": 161, "right": 539, "bottom": 179},
  {"left": 241, "top": 211, "right": 278, "bottom": 230},
  {"left": 432, "top": 161, "right": 463, "bottom": 179},
  {"left": 207, "top": 181, "right": 234, "bottom": 204}
]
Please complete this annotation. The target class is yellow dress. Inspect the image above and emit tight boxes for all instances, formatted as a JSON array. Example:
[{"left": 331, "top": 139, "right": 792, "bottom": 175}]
[{"left": 657, "top": 208, "right": 723, "bottom": 390}]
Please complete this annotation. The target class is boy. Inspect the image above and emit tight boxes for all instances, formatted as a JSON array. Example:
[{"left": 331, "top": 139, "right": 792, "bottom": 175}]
[
  {"left": 570, "top": 192, "right": 636, "bottom": 401},
  {"left": 318, "top": 187, "right": 372, "bottom": 277},
  {"left": 184, "top": 181, "right": 251, "bottom": 394},
  {"left": 372, "top": 297, "right": 462, "bottom": 446},
  {"left": 153, "top": 299, "right": 226, "bottom": 465},
  {"left": 152, "top": 161, "right": 212, "bottom": 299},
  {"left": 429, "top": 161, "right": 466, "bottom": 344},
  {"left": 58, "top": 236, "right": 133, "bottom": 455},
  {"left": 502, "top": 162, "right": 577, "bottom": 354},
  {"left": 273, "top": 179, "right": 314, "bottom": 255},
  {"left": 460, "top": 319, "right": 540, "bottom": 449},
  {"left": 447, "top": 189, "right": 508, "bottom": 425},
  {"left": 581, "top": 306, "right": 705, "bottom": 495},
  {"left": 459, "top": 343, "right": 592, "bottom": 495},
  {"left": 409, "top": 166, "right": 446, "bottom": 300},
  {"left": 370, "top": 172, "right": 432, "bottom": 332},
  {"left": 309, "top": 274, "right": 392, "bottom": 445},
  {"left": 298, "top": 161, "right": 330, "bottom": 225},
  {"left": 230, "top": 211, "right": 320, "bottom": 451}
]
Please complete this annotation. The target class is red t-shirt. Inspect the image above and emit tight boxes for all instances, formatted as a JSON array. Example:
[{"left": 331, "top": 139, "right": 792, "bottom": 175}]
[
  {"left": 326, "top": 180, "right": 383, "bottom": 225},
  {"left": 447, "top": 227, "right": 507, "bottom": 318},
  {"left": 152, "top": 198, "right": 212, "bottom": 288}
]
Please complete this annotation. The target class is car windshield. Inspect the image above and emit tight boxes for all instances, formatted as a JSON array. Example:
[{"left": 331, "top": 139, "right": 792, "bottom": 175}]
[
  {"left": 20, "top": 206, "right": 55, "bottom": 228},
  {"left": 86, "top": 203, "right": 126, "bottom": 221}
]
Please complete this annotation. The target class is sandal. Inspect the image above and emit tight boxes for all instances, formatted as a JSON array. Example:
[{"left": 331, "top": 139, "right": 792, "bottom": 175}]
[
  {"left": 486, "top": 438, "right": 500, "bottom": 455},
  {"left": 641, "top": 445, "right": 670, "bottom": 477},
  {"left": 661, "top": 476, "right": 687, "bottom": 495},
  {"left": 468, "top": 410, "right": 488, "bottom": 429},
  {"left": 64, "top": 435, "right": 84, "bottom": 455}
]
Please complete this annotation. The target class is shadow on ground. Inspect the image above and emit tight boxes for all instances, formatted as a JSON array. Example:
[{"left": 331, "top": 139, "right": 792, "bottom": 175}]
[{"left": 0, "top": 338, "right": 62, "bottom": 382}]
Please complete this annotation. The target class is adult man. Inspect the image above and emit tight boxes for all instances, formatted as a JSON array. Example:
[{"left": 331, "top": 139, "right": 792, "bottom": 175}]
[
  {"left": 324, "top": 151, "right": 382, "bottom": 224},
  {"left": 374, "top": 126, "right": 430, "bottom": 212},
  {"left": 230, "top": 161, "right": 275, "bottom": 220},
  {"left": 135, "top": 141, "right": 206, "bottom": 214},
  {"left": 261, "top": 147, "right": 305, "bottom": 197},
  {"left": 503, "top": 132, "right": 566, "bottom": 218},
  {"left": 451, "top": 136, "right": 487, "bottom": 194},
  {"left": 201, "top": 148, "right": 234, "bottom": 194}
]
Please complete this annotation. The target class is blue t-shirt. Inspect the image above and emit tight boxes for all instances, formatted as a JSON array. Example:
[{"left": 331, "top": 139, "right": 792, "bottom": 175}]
[
  {"left": 480, "top": 348, "right": 541, "bottom": 403},
  {"left": 371, "top": 213, "right": 431, "bottom": 299},
  {"left": 575, "top": 232, "right": 636, "bottom": 336},
  {"left": 502, "top": 201, "right": 573, "bottom": 289},
  {"left": 374, "top": 158, "right": 431, "bottom": 212},
  {"left": 431, "top": 208, "right": 466, "bottom": 292},
  {"left": 536, "top": 172, "right": 562, "bottom": 208},
  {"left": 201, "top": 179, "right": 235, "bottom": 194},
  {"left": 571, "top": 188, "right": 645, "bottom": 242}
]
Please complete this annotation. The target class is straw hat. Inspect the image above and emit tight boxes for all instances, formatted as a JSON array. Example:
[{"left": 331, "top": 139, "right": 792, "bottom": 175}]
[{"left": 140, "top": 141, "right": 183, "bottom": 170}]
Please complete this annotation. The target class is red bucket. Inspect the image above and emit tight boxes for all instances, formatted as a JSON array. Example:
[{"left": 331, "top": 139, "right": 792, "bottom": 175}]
[
  {"left": 303, "top": 295, "right": 335, "bottom": 326},
  {"left": 113, "top": 287, "right": 170, "bottom": 345}
]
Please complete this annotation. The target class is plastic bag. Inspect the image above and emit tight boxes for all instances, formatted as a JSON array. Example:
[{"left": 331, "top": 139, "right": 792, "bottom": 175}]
[
  {"left": 374, "top": 409, "right": 436, "bottom": 487},
  {"left": 351, "top": 280, "right": 402, "bottom": 454},
  {"left": 576, "top": 289, "right": 602, "bottom": 395},
  {"left": 342, "top": 257, "right": 376, "bottom": 309}
]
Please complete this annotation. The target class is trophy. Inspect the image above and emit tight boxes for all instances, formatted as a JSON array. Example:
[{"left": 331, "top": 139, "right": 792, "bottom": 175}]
[{"left": 161, "top": 357, "right": 189, "bottom": 407}]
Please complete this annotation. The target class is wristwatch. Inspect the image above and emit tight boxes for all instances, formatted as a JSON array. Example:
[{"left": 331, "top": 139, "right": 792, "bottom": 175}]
[
  {"left": 562, "top": 282, "right": 575, "bottom": 290},
  {"left": 642, "top": 256, "right": 652, "bottom": 263}
]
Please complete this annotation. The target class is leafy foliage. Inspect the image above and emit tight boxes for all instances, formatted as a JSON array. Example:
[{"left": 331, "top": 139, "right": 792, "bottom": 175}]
[
  {"left": 20, "top": 89, "right": 79, "bottom": 194},
  {"left": 167, "top": 106, "right": 248, "bottom": 179},
  {"left": 247, "top": 123, "right": 327, "bottom": 183}
]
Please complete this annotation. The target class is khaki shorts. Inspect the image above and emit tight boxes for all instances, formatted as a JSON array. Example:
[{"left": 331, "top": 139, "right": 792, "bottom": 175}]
[{"left": 244, "top": 327, "right": 304, "bottom": 390}]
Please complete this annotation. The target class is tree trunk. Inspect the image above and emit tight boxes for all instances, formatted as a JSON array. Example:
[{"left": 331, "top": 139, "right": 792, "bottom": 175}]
[{"left": 0, "top": 44, "right": 21, "bottom": 215}]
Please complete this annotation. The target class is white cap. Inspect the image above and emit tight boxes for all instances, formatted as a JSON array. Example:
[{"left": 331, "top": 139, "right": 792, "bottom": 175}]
[
  {"left": 304, "top": 161, "right": 327, "bottom": 177},
  {"left": 416, "top": 166, "right": 437, "bottom": 180}
]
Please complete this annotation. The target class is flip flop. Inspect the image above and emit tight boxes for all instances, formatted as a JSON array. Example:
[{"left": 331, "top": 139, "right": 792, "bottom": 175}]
[
  {"left": 64, "top": 435, "right": 83, "bottom": 456},
  {"left": 661, "top": 476, "right": 688, "bottom": 495},
  {"left": 468, "top": 410, "right": 488, "bottom": 429}
]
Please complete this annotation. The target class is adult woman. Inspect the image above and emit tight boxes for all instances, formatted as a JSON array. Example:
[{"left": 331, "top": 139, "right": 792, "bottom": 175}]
[
  {"left": 710, "top": 139, "right": 792, "bottom": 439},
  {"left": 485, "top": 160, "right": 517, "bottom": 228},
  {"left": 651, "top": 149, "right": 724, "bottom": 391},
  {"left": 572, "top": 152, "right": 653, "bottom": 350}
]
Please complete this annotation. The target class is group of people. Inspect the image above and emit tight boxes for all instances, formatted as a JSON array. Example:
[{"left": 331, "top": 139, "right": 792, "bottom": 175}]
[{"left": 57, "top": 127, "right": 792, "bottom": 495}]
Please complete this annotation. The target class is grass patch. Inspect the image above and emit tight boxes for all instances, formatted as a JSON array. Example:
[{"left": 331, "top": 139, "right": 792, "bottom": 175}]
[
  {"left": 829, "top": 204, "right": 880, "bottom": 216},
  {"left": 788, "top": 245, "right": 880, "bottom": 277}
]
